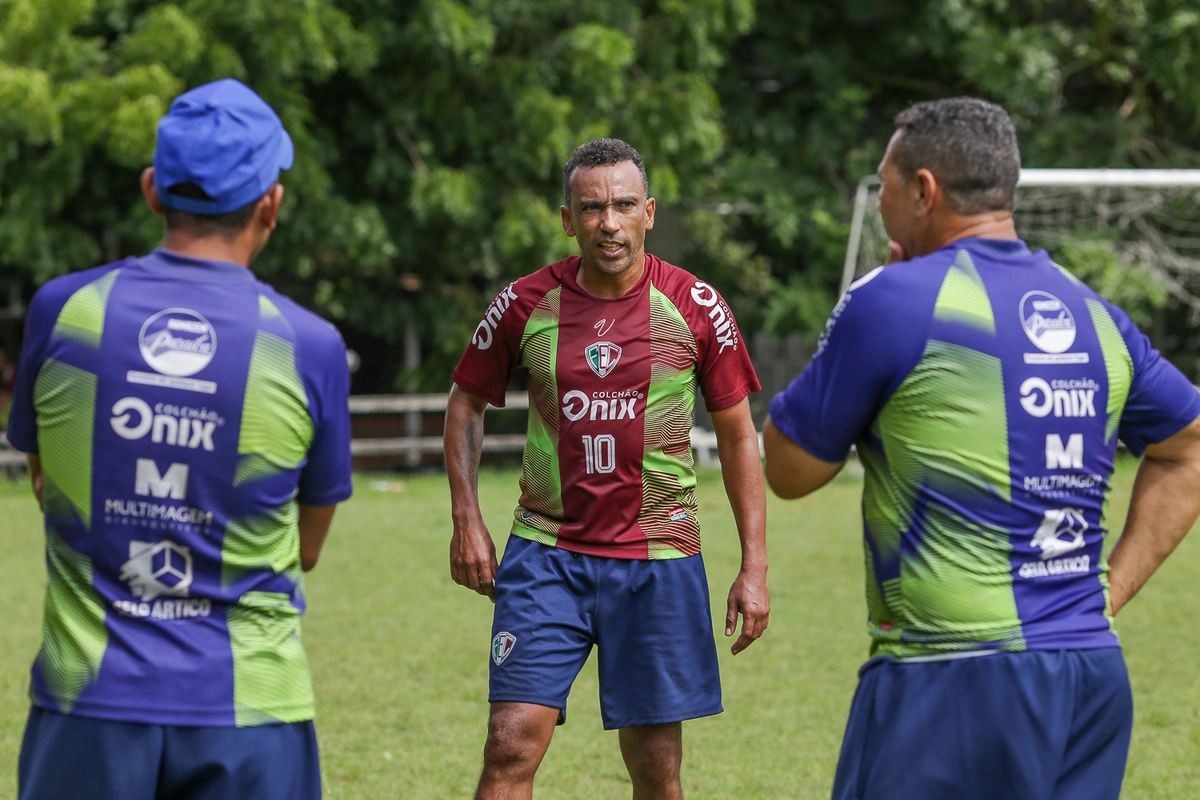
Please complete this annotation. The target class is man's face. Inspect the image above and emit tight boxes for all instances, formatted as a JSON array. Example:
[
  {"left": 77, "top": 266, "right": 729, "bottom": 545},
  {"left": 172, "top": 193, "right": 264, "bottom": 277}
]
[
  {"left": 561, "top": 161, "right": 655, "bottom": 277},
  {"left": 877, "top": 130, "right": 919, "bottom": 257}
]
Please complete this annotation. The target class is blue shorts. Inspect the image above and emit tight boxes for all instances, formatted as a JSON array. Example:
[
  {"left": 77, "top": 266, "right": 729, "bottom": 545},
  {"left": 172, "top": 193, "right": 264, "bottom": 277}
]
[
  {"left": 19, "top": 707, "right": 321, "bottom": 800},
  {"left": 489, "top": 535, "right": 722, "bottom": 730},
  {"left": 832, "top": 648, "right": 1132, "bottom": 800}
]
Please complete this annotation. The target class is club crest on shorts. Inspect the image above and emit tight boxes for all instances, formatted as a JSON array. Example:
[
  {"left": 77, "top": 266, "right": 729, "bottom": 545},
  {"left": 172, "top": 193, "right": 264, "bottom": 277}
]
[
  {"left": 492, "top": 631, "right": 517, "bottom": 666},
  {"left": 586, "top": 341, "right": 622, "bottom": 378}
]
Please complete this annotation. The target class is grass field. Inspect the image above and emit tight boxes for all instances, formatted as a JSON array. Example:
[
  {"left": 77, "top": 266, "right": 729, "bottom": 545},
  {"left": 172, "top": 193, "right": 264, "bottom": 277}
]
[{"left": 1, "top": 458, "right": 1199, "bottom": 798}]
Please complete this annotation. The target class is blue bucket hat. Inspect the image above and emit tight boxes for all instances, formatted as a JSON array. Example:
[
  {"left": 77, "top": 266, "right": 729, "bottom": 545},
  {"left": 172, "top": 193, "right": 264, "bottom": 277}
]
[{"left": 153, "top": 79, "right": 295, "bottom": 215}]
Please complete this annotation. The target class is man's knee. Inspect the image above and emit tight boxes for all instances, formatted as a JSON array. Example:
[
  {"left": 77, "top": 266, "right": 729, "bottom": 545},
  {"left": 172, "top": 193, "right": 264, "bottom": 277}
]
[
  {"left": 620, "top": 724, "right": 683, "bottom": 788},
  {"left": 482, "top": 727, "right": 538, "bottom": 774},
  {"left": 480, "top": 704, "right": 556, "bottom": 777}
]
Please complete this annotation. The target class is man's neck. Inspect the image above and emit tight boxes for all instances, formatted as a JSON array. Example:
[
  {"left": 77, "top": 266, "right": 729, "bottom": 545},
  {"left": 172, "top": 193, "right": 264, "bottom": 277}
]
[
  {"left": 576, "top": 252, "right": 646, "bottom": 299},
  {"left": 923, "top": 212, "right": 1019, "bottom": 255},
  {"left": 161, "top": 231, "right": 254, "bottom": 267}
]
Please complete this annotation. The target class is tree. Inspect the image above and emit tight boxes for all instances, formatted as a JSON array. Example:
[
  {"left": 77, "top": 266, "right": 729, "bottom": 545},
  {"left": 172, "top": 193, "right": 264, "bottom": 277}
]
[
  {"left": 0, "top": 0, "right": 381, "bottom": 281},
  {"left": 717, "top": 0, "right": 1200, "bottom": 371},
  {"left": 1, "top": 0, "right": 776, "bottom": 392},
  {"left": 6, "top": 0, "right": 1200, "bottom": 386},
  {"left": 317, "top": 0, "right": 767, "bottom": 390}
]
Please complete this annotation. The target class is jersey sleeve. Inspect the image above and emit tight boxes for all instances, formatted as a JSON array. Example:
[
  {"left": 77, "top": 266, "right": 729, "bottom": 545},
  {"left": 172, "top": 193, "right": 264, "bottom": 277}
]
[
  {"left": 768, "top": 268, "right": 930, "bottom": 463},
  {"left": 1104, "top": 299, "right": 1200, "bottom": 455},
  {"left": 297, "top": 324, "right": 354, "bottom": 505},
  {"left": 6, "top": 281, "right": 72, "bottom": 454},
  {"left": 450, "top": 281, "right": 526, "bottom": 407},
  {"left": 684, "top": 281, "right": 761, "bottom": 411}
]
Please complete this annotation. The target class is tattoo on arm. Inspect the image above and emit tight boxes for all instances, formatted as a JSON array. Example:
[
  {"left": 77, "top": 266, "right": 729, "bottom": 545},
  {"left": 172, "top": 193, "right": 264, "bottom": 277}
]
[{"left": 455, "top": 415, "right": 484, "bottom": 496}]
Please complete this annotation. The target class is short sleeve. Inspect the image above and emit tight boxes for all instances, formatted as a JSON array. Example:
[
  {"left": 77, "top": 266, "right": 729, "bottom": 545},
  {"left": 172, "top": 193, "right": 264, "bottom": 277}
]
[
  {"left": 450, "top": 281, "right": 525, "bottom": 407},
  {"left": 6, "top": 284, "right": 66, "bottom": 453},
  {"left": 768, "top": 268, "right": 929, "bottom": 463},
  {"left": 297, "top": 326, "right": 354, "bottom": 505},
  {"left": 688, "top": 282, "right": 761, "bottom": 411},
  {"left": 1105, "top": 299, "right": 1200, "bottom": 455}
]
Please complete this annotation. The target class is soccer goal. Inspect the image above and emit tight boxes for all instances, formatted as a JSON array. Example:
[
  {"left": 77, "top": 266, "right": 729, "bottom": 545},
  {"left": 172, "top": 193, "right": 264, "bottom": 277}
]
[{"left": 841, "top": 169, "right": 1200, "bottom": 305}]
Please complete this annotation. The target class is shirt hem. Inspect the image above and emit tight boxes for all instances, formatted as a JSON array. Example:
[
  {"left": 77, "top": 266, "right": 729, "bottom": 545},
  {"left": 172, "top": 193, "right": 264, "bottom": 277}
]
[
  {"left": 298, "top": 484, "right": 353, "bottom": 506},
  {"left": 510, "top": 527, "right": 699, "bottom": 561},
  {"left": 865, "top": 636, "right": 1121, "bottom": 670},
  {"left": 1123, "top": 394, "right": 1200, "bottom": 456},
  {"left": 601, "top": 704, "right": 724, "bottom": 731},
  {"left": 704, "top": 382, "right": 759, "bottom": 413},
  {"left": 30, "top": 696, "right": 314, "bottom": 728},
  {"left": 450, "top": 372, "right": 507, "bottom": 408},
  {"left": 5, "top": 430, "right": 35, "bottom": 454},
  {"left": 767, "top": 394, "right": 848, "bottom": 464}
]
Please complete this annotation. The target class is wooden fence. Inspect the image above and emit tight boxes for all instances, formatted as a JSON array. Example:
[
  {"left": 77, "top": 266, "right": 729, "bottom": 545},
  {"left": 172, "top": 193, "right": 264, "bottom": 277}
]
[{"left": 0, "top": 333, "right": 811, "bottom": 476}]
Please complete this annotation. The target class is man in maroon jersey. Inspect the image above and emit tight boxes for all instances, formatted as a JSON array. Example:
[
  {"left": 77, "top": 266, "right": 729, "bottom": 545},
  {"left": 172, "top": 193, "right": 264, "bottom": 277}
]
[{"left": 444, "top": 138, "right": 769, "bottom": 800}]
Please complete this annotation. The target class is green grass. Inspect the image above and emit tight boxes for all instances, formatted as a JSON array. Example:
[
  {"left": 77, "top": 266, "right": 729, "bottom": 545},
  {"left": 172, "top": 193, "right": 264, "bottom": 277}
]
[{"left": 1, "top": 459, "right": 1199, "bottom": 797}]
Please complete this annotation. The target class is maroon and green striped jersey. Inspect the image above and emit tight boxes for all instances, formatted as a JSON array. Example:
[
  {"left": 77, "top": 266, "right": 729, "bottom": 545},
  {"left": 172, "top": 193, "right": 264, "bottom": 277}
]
[{"left": 453, "top": 254, "right": 760, "bottom": 560}]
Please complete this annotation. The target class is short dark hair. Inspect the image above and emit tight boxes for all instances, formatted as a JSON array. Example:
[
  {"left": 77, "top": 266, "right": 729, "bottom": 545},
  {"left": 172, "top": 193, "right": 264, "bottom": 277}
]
[
  {"left": 562, "top": 138, "right": 648, "bottom": 204},
  {"left": 162, "top": 182, "right": 262, "bottom": 237},
  {"left": 891, "top": 97, "right": 1021, "bottom": 215}
]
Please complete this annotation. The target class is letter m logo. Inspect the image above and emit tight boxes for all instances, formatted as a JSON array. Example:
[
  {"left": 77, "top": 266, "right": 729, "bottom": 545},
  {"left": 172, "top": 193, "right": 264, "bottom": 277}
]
[
  {"left": 135, "top": 459, "right": 189, "bottom": 499},
  {"left": 1045, "top": 434, "right": 1084, "bottom": 469}
]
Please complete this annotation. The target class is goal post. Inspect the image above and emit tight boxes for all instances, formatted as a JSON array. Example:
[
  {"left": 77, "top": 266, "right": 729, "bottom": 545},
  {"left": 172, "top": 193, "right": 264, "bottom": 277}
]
[{"left": 841, "top": 169, "right": 1200, "bottom": 300}]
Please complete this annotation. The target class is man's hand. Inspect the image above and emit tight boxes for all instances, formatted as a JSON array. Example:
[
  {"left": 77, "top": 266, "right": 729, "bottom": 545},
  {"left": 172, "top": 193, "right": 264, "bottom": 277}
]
[
  {"left": 726, "top": 567, "right": 769, "bottom": 655},
  {"left": 450, "top": 517, "right": 499, "bottom": 601}
]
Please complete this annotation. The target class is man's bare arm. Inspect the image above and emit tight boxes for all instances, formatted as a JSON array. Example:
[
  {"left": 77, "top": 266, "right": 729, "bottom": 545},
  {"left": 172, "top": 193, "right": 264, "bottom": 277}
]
[
  {"left": 298, "top": 504, "right": 338, "bottom": 571},
  {"left": 27, "top": 454, "right": 43, "bottom": 511},
  {"left": 1107, "top": 414, "right": 1200, "bottom": 616},
  {"left": 710, "top": 398, "right": 769, "bottom": 655},
  {"left": 444, "top": 383, "right": 498, "bottom": 601},
  {"left": 762, "top": 416, "right": 844, "bottom": 499}
]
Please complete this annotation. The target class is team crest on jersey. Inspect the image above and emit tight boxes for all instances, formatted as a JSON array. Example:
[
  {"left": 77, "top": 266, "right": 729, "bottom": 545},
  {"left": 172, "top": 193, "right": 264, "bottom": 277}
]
[
  {"left": 1020, "top": 291, "right": 1076, "bottom": 354},
  {"left": 492, "top": 632, "right": 517, "bottom": 666},
  {"left": 586, "top": 341, "right": 622, "bottom": 378},
  {"left": 139, "top": 309, "right": 217, "bottom": 376}
]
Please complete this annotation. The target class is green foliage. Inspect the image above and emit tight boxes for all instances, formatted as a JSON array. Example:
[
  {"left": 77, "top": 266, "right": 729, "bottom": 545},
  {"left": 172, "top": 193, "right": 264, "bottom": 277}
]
[
  {"left": 5, "top": 0, "right": 1200, "bottom": 386},
  {"left": 1053, "top": 236, "right": 1170, "bottom": 329},
  {"left": 311, "top": 0, "right": 757, "bottom": 389},
  {"left": 719, "top": 0, "right": 1200, "bottom": 354}
]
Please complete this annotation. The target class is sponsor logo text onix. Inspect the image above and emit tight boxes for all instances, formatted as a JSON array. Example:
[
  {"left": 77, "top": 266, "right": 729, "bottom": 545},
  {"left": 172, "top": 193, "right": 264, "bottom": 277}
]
[
  {"left": 690, "top": 281, "right": 739, "bottom": 354},
  {"left": 111, "top": 397, "right": 224, "bottom": 451}
]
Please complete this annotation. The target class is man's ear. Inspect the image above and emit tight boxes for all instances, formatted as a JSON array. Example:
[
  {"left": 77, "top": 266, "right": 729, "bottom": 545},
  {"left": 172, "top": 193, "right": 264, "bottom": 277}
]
[
  {"left": 645, "top": 196, "right": 656, "bottom": 230},
  {"left": 141, "top": 168, "right": 165, "bottom": 217},
  {"left": 260, "top": 183, "right": 285, "bottom": 231},
  {"left": 913, "top": 168, "right": 939, "bottom": 217},
  {"left": 561, "top": 204, "right": 576, "bottom": 238}
]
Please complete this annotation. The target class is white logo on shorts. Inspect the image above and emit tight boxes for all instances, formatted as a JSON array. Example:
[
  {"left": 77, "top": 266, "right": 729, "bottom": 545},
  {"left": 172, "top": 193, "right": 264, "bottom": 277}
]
[{"left": 492, "top": 631, "right": 517, "bottom": 666}]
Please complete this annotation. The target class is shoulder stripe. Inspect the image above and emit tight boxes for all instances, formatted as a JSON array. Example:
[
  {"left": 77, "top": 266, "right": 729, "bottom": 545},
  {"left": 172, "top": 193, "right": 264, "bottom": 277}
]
[
  {"left": 234, "top": 331, "right": 313, "bottom": 486},
  {"left": 33, "top": 358, "right": 97, "bottom": 528},
  {"left": 53, "top": 269, "right": 120, "bottom": 348},
  {"left": 933, "top": 250, "right": 995, "bottom": 334},
  {"left": 1052, "top": 262, "right": 1086, "bottom": 287},
  {"left": 1085, "top": 298, "right": 1133, "bottom": 444}
]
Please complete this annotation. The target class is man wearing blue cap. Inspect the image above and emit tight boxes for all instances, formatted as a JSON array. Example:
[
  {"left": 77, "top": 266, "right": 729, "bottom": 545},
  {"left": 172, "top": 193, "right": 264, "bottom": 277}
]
[{"left": 7, "top": 78, "right": 353, "bottom": 799}]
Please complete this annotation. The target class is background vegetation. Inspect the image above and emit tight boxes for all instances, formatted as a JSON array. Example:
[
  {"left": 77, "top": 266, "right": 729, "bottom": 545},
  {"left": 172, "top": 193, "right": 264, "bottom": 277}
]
[{"left": 4, "top": 0, "right": 1200, "bottom": 389}]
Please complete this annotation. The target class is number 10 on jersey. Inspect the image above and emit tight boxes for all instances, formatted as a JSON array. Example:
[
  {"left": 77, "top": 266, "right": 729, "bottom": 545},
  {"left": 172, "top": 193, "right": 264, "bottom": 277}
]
[{"left": 581, "top": 434, "right": 616, "bottom": 474}]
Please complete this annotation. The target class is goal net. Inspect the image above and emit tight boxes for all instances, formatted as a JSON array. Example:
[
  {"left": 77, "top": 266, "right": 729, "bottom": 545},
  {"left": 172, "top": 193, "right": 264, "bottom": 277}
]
[{"left": 841, "top": 169, "right": 1200, "bottom": 310}]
